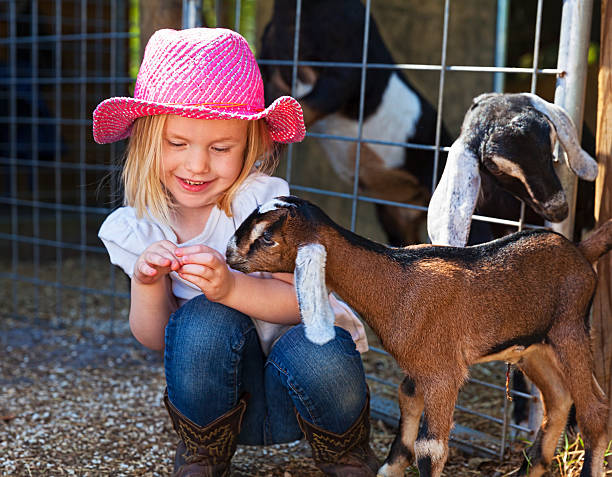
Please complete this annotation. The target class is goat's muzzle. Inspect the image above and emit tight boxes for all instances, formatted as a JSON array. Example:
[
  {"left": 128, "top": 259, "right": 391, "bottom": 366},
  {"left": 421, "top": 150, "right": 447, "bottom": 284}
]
[
  {"left": 542, "top": 203, "right": 569, "bottom": 222},
  {"left": 534, "top": 191, "right": 569, "bottom": 223},
  {"left": 225, "top": 242, "right": 250, "bottom": 273},
  {"left": 226, "top": 257, "right": 250, "bottom": 274}
]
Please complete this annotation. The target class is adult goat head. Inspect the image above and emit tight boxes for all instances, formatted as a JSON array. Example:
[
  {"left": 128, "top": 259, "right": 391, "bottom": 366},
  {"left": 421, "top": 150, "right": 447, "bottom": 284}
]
[{"left": 427, "top": 92, "right": 598, "bottom": 246}]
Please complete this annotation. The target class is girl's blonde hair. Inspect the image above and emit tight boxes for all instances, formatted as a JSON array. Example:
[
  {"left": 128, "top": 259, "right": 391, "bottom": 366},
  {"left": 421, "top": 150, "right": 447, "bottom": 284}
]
[{"left": 122, "top": 115, "right": 277, "bottom": 225}]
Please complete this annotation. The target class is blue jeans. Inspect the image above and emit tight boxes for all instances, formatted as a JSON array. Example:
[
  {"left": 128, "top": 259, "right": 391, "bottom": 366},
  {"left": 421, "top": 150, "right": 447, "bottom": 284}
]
[{"left": 164, "top": 294, "right": 368, "bottom": 446}]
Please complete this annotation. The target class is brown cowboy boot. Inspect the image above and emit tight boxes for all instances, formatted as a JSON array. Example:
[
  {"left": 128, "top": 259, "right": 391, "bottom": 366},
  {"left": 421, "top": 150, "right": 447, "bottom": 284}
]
[
  {"left": 163, "top": 390, "right": 248, "bottom": 477},
  {"left": 296, "top": 392, "right": 380, "bottom": 476}
]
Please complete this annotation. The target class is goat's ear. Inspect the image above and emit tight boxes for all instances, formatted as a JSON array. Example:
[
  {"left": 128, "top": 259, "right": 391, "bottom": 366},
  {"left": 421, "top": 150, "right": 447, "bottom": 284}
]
[
  {"left": 427, "top": 139, "right": 481, "bottom": 246},
  {"left": 294, "top": 243, "right": 336, "bottom": 345},
  {"left": 525, "top": 93, "right": 598, "bottom": 181}
]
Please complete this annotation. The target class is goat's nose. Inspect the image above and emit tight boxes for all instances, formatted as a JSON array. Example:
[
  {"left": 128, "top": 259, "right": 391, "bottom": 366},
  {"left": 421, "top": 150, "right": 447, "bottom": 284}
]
[
  {"left": 225, "top": 250, "right": 236, "bottom": 266},
  {"left": 546, "top": 203, "right": 569, "bottom": 222},
  {"left": 541, "top": 191, "right": 569, "bottom": 222},
  {"left": 225, "top": 253, "right": 249, "bottom": 273}
]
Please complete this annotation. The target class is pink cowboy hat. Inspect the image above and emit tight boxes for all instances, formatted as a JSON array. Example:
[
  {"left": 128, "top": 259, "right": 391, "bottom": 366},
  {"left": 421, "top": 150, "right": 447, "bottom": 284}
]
[{"left": 92, "top": 28, "right": 305, "bottom": 144}]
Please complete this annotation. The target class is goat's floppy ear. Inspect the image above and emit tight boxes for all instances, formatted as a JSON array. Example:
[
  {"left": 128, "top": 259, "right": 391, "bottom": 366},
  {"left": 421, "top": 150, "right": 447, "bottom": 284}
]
[
  {"left": 525, "top": 93, "right": 598, "bottom": 181},
  {"left": 294, "top": 243, "right": 336, "bottom": 345},
  {"left": 427, "top": 139, "right": 481, "bottom": 246}
]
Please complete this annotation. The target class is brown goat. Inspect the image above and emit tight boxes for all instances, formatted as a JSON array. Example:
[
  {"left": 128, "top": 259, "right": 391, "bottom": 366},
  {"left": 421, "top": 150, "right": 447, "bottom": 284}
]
[{"left": 225, "top": 196, "right": 611, "bottom": 477}]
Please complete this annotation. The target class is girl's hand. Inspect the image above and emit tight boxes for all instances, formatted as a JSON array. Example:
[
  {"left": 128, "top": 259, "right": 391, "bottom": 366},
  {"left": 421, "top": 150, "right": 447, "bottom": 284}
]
[
  {"left": 329, "top": 294, "right": 369, "bottom": 353},
  {"left": 176, "top": 245, "right": 236, "bottom": 302},
  {"left": 133, "top": 240, "right": 180, "bottom": 285}
]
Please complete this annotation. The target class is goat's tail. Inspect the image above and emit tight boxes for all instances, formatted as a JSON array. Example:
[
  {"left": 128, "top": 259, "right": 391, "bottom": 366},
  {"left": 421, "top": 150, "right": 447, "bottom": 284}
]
[{"left": 578, "top": 218, "right": 612, "bottom": 264}]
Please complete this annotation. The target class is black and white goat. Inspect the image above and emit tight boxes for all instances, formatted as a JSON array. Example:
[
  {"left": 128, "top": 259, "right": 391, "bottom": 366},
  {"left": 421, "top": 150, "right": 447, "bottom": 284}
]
[
  {"left": 427, "top": 92, "right": 598, "bottom": 247},
  {"left": 226, "top": 195, "right": 610, "bottom": 477},
  {"left": 260, "top": 0, "right": 450, "bottom": 246}
]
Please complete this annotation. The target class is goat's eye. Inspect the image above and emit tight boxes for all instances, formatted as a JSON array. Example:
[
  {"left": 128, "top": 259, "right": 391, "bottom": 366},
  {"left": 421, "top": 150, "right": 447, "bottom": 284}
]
[
  {"left": 260, "top": 232, "right": 275, "bottom": 246},
  {"left": 485, "top": 160, "right": 503, "bottom": 176}
]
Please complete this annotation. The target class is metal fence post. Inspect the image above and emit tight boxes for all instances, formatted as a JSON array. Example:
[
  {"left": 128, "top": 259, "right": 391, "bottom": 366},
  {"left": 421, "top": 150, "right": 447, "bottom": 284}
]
[
  {"left": 493, "top": 0, "right": 510, "bottom": 93},
  {"left": 547, "top": 0, "right": 594, "bottom": 238},
  {"left": 183, "top": 0, "right": 203, "bottom": 28},
  {"left": 528, "top": 0, "right": 594, "bottom": 441}
]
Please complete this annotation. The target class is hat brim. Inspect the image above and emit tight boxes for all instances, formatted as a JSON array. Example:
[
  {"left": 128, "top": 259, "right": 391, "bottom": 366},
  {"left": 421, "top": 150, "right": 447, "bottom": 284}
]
[{"left": 92, "top": 95, "right": 305, "bottom": 144}]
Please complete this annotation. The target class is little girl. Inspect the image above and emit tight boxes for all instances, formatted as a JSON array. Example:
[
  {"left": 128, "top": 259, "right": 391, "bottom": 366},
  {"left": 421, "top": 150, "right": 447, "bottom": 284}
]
[{"left": 93, "top": 28, "right": 379, "bottom": 477}]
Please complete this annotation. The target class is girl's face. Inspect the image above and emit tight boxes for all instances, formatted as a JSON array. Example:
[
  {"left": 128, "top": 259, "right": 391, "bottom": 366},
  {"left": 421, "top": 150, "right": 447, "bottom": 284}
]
[{"left": 161, "top": 115, "right": 247, "bottom": 215}]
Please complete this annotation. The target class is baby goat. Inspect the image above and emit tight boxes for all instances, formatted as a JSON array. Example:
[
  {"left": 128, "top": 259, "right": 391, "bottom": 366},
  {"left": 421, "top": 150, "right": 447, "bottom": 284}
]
[{"left": 226, "top": 196, "right": 610, "bottom": 477}]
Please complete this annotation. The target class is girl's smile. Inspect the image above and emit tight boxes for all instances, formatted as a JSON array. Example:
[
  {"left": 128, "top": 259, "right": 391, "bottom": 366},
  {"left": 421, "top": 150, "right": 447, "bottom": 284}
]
[
  {"left": 161, "top": 115, "right": 247, "bottom": 217},
  {"left": 176, "top": 176, "right": 212, "bottom": 192}
]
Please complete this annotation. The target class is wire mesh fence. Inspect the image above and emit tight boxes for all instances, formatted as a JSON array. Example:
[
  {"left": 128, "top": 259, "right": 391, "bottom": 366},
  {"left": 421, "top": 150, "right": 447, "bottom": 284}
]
[{"left": 0, "top": 0, "right": 596, "bottom": 461}]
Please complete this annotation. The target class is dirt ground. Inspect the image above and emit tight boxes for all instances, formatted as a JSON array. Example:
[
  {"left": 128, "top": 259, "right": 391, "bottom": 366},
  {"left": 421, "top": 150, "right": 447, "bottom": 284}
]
[{"left": 0, "top": 258, "right": 602, "bottom": 476}]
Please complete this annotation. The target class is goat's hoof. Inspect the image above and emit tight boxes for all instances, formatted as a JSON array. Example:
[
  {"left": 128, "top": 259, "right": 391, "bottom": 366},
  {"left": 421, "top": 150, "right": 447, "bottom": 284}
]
[{"left": 376, "top": 462, "right": 405, "bottom": 477}]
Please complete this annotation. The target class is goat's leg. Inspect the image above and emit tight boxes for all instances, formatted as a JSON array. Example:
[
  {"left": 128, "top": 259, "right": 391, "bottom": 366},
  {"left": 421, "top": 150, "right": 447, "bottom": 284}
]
[
  {"left": 376, "top": 205, "right": 427, "bottom": 246},
  {"left": 515, "top": 345, "right": 572, "bottom": 477},
  {"left": 377, "top": 375, "right": 424, "bottom": 477},
  {"left": 413, "top": 378, "right": 463, "bottom": 477},
  {"left": 348, "top": 142, "right": 430, "bottom": 246},
  {"left": 548, "top": 324, "right": 609, "bottom": 477}
]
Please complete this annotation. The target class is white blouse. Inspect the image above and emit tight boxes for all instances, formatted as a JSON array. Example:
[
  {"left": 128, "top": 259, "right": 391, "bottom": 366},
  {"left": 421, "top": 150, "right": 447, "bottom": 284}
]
[
  {"left": 98, "top": 173, "right": 369, "bottom": 355},
  {"left": 98, "top": 173, "right": 293, "bottom": 354}
]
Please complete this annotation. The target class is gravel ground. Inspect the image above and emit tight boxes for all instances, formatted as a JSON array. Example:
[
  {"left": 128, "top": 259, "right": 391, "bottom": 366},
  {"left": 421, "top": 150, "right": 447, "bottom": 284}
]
[
  {"left": 0, "top": 317, "right": 529, "bottom": 477},
  {"left": 0, "top": 258, "right": 599, "bottom": 476}
]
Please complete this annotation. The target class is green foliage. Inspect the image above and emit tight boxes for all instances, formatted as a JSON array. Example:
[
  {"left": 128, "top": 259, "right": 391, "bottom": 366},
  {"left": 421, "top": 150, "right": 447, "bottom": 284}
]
[
  {"left": 588, "top": 42, "right": 600, "bottom": 65},
  {"left": 550, "top": 432, "right": 612, "bottom": 476},
  {"left": 125, "top": 0, "right": 257, "bottom": 91},
  {"left": 128, "top": 0, "right": 140, "bottom": 92},
  {"left": 202, "top": 0, "right": 258, "bottom": 52}
]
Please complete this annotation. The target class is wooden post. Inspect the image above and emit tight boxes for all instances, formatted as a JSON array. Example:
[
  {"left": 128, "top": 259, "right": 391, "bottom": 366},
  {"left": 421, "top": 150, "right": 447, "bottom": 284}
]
[
  {"left": 139, "top": 0, "right": 183, "bottom": 59},
  {"left": 592, "top": 0, "right": 612, "bottom": 442}
]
